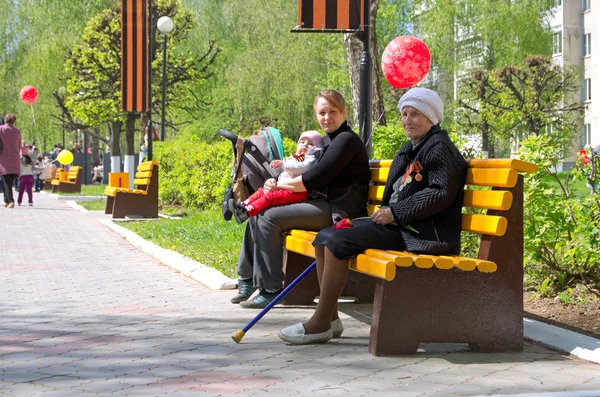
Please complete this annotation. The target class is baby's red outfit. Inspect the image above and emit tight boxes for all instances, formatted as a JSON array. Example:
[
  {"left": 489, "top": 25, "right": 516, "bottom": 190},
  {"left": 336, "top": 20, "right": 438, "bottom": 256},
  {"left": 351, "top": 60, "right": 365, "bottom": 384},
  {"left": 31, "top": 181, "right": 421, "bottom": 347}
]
[{"left": 244, "top": 188, "right": 307, "bottom": 217}]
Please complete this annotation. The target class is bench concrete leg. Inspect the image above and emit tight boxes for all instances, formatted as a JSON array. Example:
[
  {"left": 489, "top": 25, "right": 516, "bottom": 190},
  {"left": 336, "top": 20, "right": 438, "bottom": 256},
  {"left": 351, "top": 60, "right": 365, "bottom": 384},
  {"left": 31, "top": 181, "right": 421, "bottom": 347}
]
[
  {"left": 369, "top": 267, "right": 523, "bottom": 356},
  {"left": 105, "top": 196, "right": 114, "bottom": 214},
  {"left": 282, "top": 252, "right": 319, "bottom": 306}
]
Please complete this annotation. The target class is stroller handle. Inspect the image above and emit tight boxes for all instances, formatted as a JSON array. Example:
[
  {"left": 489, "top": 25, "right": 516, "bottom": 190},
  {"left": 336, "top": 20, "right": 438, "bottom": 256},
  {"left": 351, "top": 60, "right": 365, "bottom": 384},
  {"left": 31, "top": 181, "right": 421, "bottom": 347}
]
[{"left": 219, "top": 129, "right": 238, "bottom": 143}]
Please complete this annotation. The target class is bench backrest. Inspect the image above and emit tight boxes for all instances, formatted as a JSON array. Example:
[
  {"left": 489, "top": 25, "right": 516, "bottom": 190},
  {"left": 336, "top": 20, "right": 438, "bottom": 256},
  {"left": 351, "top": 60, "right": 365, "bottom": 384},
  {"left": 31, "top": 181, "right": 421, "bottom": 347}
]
[
  {"left": 368, "top": 159, "right": 537, "bottom": 238},
  {"left": 67, "top": 166, "right": 82, "bottom": 182},
  {"left": 134, "top": 161, "right": 159, "bottom": 191}
]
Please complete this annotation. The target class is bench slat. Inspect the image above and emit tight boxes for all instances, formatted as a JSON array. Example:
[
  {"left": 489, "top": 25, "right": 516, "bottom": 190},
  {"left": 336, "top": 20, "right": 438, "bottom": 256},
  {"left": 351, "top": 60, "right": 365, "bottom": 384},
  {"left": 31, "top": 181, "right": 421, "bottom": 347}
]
[
  {"left": 370, "top": 167, "right": 389, "bottom": 183},
  {"left": 369, "top": 159, "right": 393, "bottom": 168},
  {"left": 285, "top": 235, "right": 315, "bottom": 257},
  {"left": 368, "top": 185, "right": 386, "bottom": 201},
  {"left": 290, "top": 230, "right": 317, "bottom": 239},
  {"left": 138, "top": 161, "right": 158, "bottom": 172},
  {"left": 389, "top": 251, "right": 434, "bottom": 269},
  {"left": 349, "top": 255, "right": 396, "bottom": 281},
  {"left": 134, "top": 178, "right": 151, "bottom": 186},
  {"left": 463, "top": 190, "right": 513, "bottom": 210},
  {"left": 135, "top": 171, "right": 152, "bottom": 179},
  {"left": 462, "top": 214, "right": 507, "bottom": 236},
  {"left": 466, "top": 168, "right": 518, "bottom": 188},
  {"left": 467, "top": 158, "right": 537, "bottom": 173}
]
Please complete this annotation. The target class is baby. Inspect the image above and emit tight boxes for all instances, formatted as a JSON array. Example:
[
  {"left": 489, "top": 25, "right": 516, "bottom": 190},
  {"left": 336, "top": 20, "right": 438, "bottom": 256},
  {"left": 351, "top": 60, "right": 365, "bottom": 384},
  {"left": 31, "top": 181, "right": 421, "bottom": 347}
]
[{"left": 229, "top": 130, "right": 323, "bottom": 224}]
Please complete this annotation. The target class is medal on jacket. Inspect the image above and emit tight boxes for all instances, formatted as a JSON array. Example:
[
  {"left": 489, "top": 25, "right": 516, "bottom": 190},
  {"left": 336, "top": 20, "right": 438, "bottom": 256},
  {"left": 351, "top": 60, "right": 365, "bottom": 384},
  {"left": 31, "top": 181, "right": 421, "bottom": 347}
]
[{"left": 401, "top": 161, "right": 423, "bottom": 185}]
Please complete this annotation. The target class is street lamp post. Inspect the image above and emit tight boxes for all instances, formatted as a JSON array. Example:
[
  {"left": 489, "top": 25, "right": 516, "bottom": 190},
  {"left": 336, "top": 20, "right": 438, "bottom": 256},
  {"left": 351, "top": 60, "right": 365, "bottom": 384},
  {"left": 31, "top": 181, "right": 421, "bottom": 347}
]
[{"left": 157, "top": 16, "right": 174, "bottom": 142}]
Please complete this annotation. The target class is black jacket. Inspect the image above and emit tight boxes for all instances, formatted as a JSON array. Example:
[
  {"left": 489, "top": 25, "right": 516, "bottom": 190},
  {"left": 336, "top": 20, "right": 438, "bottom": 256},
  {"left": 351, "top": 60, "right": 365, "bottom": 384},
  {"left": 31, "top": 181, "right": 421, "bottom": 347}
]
[{"left": 382, "top": 126, "right": 467, "bottom": 255}]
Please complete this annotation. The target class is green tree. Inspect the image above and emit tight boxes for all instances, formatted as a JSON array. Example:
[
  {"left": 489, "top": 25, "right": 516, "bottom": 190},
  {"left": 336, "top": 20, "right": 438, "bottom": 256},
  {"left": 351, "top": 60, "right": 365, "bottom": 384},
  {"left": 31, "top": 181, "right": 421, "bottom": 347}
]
[
  {"left": 458, "top": 55, "right": 584, "bottom": 157},
  {"left": 62, "top": 0, "right": 219, "bottom": 158},
  {"left": 0, "top": 0, "right": 115, "bottom": 151},
  {"left": 180, "top": 0, "right": 351, "bottom": 140},
  {"left": 415, "top": 0, "right": 555, "bottom": 154}
]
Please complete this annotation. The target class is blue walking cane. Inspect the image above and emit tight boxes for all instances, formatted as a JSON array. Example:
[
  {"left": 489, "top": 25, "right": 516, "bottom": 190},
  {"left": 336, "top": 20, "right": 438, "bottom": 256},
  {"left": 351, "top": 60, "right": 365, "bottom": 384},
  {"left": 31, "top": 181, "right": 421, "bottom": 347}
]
[{"left": 232, "top": 261, "right": 316, "bottom": 343}]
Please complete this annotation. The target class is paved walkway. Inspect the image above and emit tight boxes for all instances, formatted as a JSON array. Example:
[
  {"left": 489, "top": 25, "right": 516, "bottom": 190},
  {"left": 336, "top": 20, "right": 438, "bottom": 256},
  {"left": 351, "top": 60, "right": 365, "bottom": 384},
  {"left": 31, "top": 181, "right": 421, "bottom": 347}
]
[{"left": 1, "top": 192, "right": 600, "bottom": 397}]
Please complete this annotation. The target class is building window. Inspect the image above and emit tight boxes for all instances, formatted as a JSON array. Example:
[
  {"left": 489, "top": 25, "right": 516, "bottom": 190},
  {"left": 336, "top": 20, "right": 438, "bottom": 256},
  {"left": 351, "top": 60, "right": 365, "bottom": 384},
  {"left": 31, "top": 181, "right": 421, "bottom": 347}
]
[
  {"left": 583, "top": 79, "right": 592, "bottom": 102},
  {"left": 584, "top": 33, "right": 591, "bottom": 56},
  {"left": 582, "top": 124, "right": 591, "bottom": 147},
  {"left": 582, "top": 0, "right": 591, "bottom": 11},
  {"left": 555, "top": 0, "right": 562, "bottom": 6},
  {"left": 552, "top": 31, "right": 562, "bottom": 55}
]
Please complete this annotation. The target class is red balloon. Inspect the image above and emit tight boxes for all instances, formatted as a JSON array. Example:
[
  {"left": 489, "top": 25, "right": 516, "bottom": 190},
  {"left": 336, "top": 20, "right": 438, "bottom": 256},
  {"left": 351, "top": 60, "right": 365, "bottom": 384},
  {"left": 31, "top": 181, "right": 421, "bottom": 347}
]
[
  {"left": 382, "top": 36, "right": 431, "bottom": 89},
  {"left": 20, "top": 85, "right": 39, "bottom": 105}
]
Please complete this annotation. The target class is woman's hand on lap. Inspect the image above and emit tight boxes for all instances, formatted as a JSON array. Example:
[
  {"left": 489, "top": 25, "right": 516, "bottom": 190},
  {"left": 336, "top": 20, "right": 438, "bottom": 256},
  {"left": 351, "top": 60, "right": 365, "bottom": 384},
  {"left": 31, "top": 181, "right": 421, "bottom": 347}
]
[{"left": 371, "top": 208, "right": 395, "bottom": 225}]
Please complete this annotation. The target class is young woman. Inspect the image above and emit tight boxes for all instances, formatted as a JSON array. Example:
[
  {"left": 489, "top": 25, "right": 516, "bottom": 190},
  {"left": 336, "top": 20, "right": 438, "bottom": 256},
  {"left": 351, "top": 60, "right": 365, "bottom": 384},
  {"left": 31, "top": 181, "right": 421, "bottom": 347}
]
[{"left": 232, "top": 90, "right": 370, "bottom": 309}]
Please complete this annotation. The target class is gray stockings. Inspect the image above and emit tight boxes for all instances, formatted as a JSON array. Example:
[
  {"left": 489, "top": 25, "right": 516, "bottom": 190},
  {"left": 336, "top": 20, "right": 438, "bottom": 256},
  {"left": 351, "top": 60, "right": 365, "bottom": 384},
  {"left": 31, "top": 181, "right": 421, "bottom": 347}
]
[{"left": 237, "top": 199, "right": 332, "bottom": 291}]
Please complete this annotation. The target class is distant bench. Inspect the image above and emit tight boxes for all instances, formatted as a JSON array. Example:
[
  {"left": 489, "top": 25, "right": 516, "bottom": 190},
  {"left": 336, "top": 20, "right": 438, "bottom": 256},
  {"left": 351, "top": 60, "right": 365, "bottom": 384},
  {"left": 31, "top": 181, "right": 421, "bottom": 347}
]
[
  {"left": 283, "top": 158, "right": 537, "bottom": 356},
  {"left": 51, "top": 166, "right": 83, "bottom": 193},
  {"left": 104, "top": 161, "right": 159, "bottom": 219}
]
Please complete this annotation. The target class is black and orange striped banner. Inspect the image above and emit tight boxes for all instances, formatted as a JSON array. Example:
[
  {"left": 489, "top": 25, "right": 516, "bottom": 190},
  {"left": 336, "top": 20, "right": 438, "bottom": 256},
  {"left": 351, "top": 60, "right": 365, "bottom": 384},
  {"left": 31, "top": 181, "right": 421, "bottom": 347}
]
[
  {"left": 297, "top": 0, "right": 363, "bottom": 31},
  {"left": 121, "top": 0, "right": 149, "bottom": 112}
]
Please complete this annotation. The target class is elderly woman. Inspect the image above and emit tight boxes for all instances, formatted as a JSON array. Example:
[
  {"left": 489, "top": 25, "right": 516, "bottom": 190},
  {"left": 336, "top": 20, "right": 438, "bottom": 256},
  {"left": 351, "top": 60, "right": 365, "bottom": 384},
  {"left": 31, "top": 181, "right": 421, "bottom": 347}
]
[
  {"left": 279, "top": 87, "right": 468, "bottom": 344},
  {"left": 232, "top": 90, "right": 370, "bottom": 309}
]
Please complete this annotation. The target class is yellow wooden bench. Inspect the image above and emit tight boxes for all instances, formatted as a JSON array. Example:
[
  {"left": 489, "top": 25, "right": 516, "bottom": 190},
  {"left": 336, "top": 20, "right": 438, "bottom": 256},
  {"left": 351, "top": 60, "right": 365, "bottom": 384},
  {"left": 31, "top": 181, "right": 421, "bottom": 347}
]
[
  {"left": 51, "top": 166, "right": 83, "bottom": 193},
  {"left": 105, "top": 161, "right": 159, "bottom": 218},
  {"left": 283, "top": 158, "right": 537, "bottom": 356}
]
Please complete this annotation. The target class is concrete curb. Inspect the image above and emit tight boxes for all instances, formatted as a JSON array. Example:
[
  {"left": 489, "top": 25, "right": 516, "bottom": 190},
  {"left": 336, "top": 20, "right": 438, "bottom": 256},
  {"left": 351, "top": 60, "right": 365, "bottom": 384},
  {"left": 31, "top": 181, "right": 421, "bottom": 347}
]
[
  {"left": 524, "top": 317, "right": 600, "bottom": 364},
  {"left": 99, "top": 219, "right": 236, "bottom": 291},
  {"left": 50, "top": 194, "right": 106, "bottom": 201}
]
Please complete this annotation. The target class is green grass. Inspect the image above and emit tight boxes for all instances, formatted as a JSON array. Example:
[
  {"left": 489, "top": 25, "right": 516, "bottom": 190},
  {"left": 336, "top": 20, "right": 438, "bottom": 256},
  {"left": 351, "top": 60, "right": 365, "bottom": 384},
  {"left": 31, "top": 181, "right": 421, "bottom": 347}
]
[
  {"left": 79, "top": 199, "right": 107, "bottom": 211},
  {"left": 55, "top": 185, "right": 106, "bottom": 196},
  {"left": 119, "top": 209, "right": 243, "bottom": 278}
]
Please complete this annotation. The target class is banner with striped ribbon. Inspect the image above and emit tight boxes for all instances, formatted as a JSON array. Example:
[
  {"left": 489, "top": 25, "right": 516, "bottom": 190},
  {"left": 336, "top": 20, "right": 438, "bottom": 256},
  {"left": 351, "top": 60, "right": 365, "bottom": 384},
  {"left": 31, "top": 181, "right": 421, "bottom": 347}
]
[
  {"left": 121, "top": 0, "right": 149, "bottom": 112},
  {"left": 297, "top": 0, "right": 364, "bottom": 32}
]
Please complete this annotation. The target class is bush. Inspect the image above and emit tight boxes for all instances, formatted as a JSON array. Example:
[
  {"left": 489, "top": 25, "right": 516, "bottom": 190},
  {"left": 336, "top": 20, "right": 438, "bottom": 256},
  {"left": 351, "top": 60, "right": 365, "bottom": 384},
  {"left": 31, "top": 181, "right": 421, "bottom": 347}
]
[
  {"left": 154, "top": 132, "right": 231, "bottom": 209},
  {"left": 518, "top": 134, "right": 600, "bottom": 294}
]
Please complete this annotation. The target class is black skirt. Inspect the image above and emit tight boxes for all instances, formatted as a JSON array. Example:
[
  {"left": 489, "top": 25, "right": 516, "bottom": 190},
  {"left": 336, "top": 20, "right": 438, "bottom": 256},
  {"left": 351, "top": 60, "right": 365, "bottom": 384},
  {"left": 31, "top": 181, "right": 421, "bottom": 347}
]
[{"left": 312, "top": 218, "right": 406, "bottom": 260}]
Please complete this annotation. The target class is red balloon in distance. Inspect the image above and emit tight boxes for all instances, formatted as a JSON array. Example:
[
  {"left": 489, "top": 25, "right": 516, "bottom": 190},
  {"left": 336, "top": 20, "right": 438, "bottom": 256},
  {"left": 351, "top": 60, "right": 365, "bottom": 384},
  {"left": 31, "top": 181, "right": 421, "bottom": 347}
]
[
  {"left": 20, "top": 85, "right": 39, "bottom": 105},
  {"left": 382, "top": 36, "right": 431, "bottom": 89}
]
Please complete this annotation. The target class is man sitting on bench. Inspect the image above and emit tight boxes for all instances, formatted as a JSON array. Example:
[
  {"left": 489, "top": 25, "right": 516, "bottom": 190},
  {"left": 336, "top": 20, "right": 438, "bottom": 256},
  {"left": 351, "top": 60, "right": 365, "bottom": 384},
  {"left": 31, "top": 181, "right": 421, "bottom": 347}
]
[{"left": 278, "top": 87, "right": 468, "bottom": 345}]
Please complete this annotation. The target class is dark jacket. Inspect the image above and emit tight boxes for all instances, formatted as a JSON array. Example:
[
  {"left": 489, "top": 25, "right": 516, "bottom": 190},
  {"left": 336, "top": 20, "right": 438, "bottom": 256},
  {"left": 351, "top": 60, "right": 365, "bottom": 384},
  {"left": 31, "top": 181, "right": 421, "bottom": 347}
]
[{"left": 382, "top": 125, "right": 467, "bottom": 255}]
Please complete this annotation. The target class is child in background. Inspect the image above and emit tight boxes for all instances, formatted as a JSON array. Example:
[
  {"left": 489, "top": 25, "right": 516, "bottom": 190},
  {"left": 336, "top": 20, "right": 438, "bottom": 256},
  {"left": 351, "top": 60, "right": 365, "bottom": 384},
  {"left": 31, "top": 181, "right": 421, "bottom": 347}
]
[
  {"left": 18, "top": 149, "right": 40, "bottom": 206},
  {"left": 228, "top": 130, "right": 323, "bottom": 224}
]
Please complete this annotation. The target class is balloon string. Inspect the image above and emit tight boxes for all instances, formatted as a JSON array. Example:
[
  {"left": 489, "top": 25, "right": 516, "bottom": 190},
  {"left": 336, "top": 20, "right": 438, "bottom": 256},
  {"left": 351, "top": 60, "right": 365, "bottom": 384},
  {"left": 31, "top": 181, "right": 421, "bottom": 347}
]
[{"left": 30, "top": 104, "right": 36, "bottom": 127}]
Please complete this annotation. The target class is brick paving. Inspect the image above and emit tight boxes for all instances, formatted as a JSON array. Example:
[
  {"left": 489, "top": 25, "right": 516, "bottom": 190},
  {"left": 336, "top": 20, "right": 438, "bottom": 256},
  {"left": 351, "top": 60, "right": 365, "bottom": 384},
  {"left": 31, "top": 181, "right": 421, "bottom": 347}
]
[{"left": 1, "top": 190, "right": 600, "bottom": 396}]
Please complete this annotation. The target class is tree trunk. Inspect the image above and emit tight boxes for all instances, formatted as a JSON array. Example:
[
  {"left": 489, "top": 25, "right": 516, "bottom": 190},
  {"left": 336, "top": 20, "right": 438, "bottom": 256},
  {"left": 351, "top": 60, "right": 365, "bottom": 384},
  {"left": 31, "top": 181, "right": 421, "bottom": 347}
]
[
  {"left": 90, "top": 130, "right": 100, "bottom": 166},
  {"left": 370, "top": 0, "right": 385, "bottom": 127},
  {"left": 110, "top": 120, "right": 122, "bottom": 157},
  {"left": 344, "top": 33, "right": 362, "bottom": 127},
  {"left": 343, "top": 0, "right": 384, "bottom": 127},
  {"left": 126, "top": 112, "right": 136, "bottom": 155}
]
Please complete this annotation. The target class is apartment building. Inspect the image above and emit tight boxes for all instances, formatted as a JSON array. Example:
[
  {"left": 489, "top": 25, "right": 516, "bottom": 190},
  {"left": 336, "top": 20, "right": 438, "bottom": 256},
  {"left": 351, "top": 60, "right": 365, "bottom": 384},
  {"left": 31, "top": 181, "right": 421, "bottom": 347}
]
[{"left": 552, "top": 0, "right": 598, "bottom": 151}]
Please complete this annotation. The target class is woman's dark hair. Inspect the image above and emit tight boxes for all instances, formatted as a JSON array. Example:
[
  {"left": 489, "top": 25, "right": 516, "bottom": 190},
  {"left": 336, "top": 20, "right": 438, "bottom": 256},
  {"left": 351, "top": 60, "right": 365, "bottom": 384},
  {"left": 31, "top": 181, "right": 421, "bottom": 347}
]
[{"left": 23, "top": 155, "right": 33, "bottom": 165}]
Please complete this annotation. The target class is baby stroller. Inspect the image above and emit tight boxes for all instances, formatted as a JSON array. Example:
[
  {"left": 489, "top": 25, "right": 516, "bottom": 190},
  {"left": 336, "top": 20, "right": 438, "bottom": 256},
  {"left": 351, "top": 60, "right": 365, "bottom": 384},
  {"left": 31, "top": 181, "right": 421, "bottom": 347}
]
[{"left": 220, "top": 127, "right": 285, "bottom": 221}]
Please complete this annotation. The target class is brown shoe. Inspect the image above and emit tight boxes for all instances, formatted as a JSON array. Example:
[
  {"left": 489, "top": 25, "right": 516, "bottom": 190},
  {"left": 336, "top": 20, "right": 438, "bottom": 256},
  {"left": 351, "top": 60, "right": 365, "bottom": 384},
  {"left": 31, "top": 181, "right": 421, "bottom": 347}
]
[{"left": 7, "top": 202, "right": 14, "bottom": 208}]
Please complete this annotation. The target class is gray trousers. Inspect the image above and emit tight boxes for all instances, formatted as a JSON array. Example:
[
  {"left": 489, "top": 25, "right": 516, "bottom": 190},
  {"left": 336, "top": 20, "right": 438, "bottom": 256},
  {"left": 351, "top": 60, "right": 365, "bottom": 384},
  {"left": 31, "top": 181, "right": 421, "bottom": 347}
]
[{"left": 237, "top": 199, "right": 332, "bottom": 291}]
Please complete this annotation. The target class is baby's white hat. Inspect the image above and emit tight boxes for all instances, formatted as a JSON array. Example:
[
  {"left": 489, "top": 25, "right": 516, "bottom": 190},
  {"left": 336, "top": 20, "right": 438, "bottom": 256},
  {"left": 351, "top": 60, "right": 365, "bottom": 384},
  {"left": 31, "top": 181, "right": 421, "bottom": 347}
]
[{"left": 298, "top": 130, "right": 323, "bottom": 146}]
